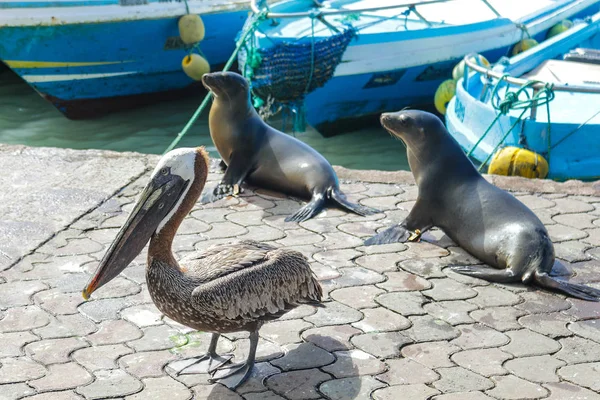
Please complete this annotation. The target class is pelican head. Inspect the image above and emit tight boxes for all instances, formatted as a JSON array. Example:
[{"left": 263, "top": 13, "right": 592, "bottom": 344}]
[{"left": 82, "top": 147, "right": 209, "bottom": 299}]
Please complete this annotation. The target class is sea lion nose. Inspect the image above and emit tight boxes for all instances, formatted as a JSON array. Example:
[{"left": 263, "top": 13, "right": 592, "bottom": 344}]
[
  {"left": 380, "top": 113, "right": 392, "bottom": 125},
  {"left": 202, "top": 73, "right": 215, "bottom": 84}
]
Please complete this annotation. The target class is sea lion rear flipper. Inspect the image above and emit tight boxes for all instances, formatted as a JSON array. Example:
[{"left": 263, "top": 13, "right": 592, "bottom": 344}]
[
  {"left": 285, "top": 196, "right": 326, "bottom": 222},
  {"left": 450, "top": 265, "right": 520, "bottom": 283},
  {"left": 534, "top": 272, "right": 600, "bottom": 302},
  {"left": 330, "top": 188, "right": 379, "bottom": 216}
]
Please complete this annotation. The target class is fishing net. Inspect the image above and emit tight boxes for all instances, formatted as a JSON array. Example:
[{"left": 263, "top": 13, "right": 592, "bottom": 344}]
[{"left": 238, "top": 18, "right": 355, "bottom": 130}]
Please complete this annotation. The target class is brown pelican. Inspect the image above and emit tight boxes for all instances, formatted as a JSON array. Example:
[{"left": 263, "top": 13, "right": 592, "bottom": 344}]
[{"left": 82, "top": 147, "right": 323, "bottom": 388}]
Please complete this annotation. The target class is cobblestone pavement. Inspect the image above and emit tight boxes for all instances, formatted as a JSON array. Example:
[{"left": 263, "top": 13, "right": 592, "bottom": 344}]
[{"left": 1, "top": 145, "right": 600, "bottom": 400}]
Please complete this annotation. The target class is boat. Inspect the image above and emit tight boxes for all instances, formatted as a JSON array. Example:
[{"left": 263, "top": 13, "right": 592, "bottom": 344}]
[
  {"left": 238, "top": 0, "right": 600, "bottom": 136},
  {"left": 0, "top": 0, "right": 257, "bottom": 119},
  {"left": 446, "top": 10, "right": 600, "bottom": 181}
]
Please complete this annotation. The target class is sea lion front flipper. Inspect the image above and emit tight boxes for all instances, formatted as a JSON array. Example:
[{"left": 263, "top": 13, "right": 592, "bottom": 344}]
[
  {"left": 201, "top": 152, "right": 254, "bottom": 203},
  {"left": 534, "top": 272, "right": 600, "bottom": 302},
  {"left": 330, "top": 188, "right": 380, "bottom": 216},
  {"left": 364, "top": 199, "right": 432, "bottom": 246},
  {"left": 450, "top": 265, "right": 520, "bottom": 283},
  {"left": 285, "top": 196, "right": 327, "bottom": 222},
  {"left": 364, "top": 224, "right": 413, "bottom": 246}
]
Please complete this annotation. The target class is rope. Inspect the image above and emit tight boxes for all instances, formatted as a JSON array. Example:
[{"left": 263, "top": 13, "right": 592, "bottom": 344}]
[
  {"left": 304, "top": 15, "right": 317, "bottom": 95},
  {"left": 504, "top": 22, "right": 531, "bottom": 58},
  {"left": 467, "top": 74, "right": 555, "bottom": 171},
  {"left": 515, "top": 23, "right": 531, "bottom": 40},
  {"left": 163, "top": 12, "right": 266, "bottom": 154},
  {"left": 550, "top": 108, "right": 600, "bottom": 150},
  {"left": 291, "top": 13, "right": 318, "bottom": 133},
  {"left": 403, "top": 6, "right": 414, "bottom": 30}
]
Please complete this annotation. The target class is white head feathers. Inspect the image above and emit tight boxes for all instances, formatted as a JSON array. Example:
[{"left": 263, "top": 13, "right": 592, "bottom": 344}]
[
  {"left": 151, "top": 147, "right": 198, "bottom": 182},
  {"left": 152, "top": 148, "right": 198, "bottom": 233}
]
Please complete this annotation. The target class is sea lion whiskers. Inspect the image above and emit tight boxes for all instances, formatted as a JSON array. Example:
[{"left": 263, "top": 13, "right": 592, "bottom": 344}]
[
  {"left": 202, "top": 77, "right": 218, "bottom": 99},
  {"left": 381, "top": 113, "right": 407, "bottom": 149},
  {"left": 395, "top": 134, "right": 407, "bottom": 149},
  {"left": 224, "top": 90, "right": 233, "bottom": 112},
  {"left": 392, "top": 133, "right": 407, "bottom": 149}
]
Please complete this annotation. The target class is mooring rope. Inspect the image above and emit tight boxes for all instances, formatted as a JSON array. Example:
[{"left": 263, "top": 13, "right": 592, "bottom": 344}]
[{"left": 467, "top": 74, "right": 555, "bottom": 171}]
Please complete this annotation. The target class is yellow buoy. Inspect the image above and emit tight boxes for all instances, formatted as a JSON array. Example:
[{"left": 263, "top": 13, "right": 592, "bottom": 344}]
[
  {"left": 452, "top": 54, "right": 490, "bottom": 81},
  {"left": 546, "top": 19, "right": 573, "bottom": 39},
  {"left": 488, "top": 146, "right": 549, "bottom": 179},
  {"left": 511, "top": 38, "right": 539, "bottom": 56},
  {"left": 178, "top": 14, "right": 205, "bottom": 44},
  {"left": 434, "top": 79, "right": 457, "bottom": 115},
  {"left": 182, "top": 54, "right": 210, "bottom": 81}
]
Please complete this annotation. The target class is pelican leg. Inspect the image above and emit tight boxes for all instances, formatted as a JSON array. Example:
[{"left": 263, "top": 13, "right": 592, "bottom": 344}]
[
  {"left": 209, "top": 330, "right": 258, "bottom": 389},
  {"left": 178, "top": 333, "right": 233, "bottom": 375}
]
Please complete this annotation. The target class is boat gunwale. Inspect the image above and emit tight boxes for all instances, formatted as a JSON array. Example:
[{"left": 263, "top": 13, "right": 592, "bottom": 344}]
[
  {"left": 252, "top": 0, "right": 597, "bottom": 28},
  {"left": 250, "top": 0, "right": 500, "bottom": 20},
  {"left": 461, "top": 10, "right": 600, "bottom": 95}
]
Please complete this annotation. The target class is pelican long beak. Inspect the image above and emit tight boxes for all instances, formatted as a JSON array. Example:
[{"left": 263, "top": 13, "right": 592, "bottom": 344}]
[{"left": 82, "top": 175, "right": 188, "bottom": 299}]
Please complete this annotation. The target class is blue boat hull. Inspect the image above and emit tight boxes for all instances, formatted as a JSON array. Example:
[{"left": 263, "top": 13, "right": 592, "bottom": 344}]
[
  {"left": 304, "top": 48, "right": 510, "bottom": 135},
  {"left": 306, "top": 14, "right": 597, "bottom": 135},
  {"left": 0, "top": 10, "right": 249, "bottom": 118}
]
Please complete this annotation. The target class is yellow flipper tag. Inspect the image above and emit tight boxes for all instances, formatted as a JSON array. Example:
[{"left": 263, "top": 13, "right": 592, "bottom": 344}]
[
  {"left": 408, "top": 229, "right": 422, "bottom": 242},
  {"left": 233, "top": 184, "right": 241, "bottom": 196}
]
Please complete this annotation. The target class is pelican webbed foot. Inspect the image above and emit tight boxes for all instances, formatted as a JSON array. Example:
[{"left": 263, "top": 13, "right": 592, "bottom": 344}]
[
  {"left": 209, "top": 330, "right": 258, "bottom": 389},
  {"left": 179, "top": 353, "right": 233, "bottom": 375},
  {"left": 178, "top": 333, "right": 233, "bottom": 375}
]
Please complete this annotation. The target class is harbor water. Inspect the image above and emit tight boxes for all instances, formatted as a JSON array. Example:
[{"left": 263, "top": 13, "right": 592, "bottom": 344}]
[{"left": 0, "top": 70, "right": 409, "bottom": 172}]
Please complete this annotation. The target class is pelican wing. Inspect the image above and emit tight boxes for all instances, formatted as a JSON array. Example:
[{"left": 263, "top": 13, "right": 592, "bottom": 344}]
[
  {"left": 189, "top": 242, "right": 322, "bottom": 321},
  {"left": 180, "top": 240, "right": 280, "bottom": 282}
]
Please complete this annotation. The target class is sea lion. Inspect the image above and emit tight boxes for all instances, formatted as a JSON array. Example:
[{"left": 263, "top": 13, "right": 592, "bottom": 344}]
[
  {"left": 364, "top": 110, "right": 600, "bottom": 301},
  {"left": 200, "top": 71, "right": 378, "bottom": 222}
]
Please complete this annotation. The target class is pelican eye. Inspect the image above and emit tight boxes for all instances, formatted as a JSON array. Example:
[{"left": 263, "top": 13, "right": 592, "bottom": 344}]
[
  {"left": 160, "top": 168, "right": 169, "bottom": 176},
  {"left": 158, "top": 203, "right": 165, "bottom": 210}
]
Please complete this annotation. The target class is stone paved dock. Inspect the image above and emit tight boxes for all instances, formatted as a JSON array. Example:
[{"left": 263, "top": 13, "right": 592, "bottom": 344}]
[{"left": 1, "top": 144, "right": 600, "bottom": 400}]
